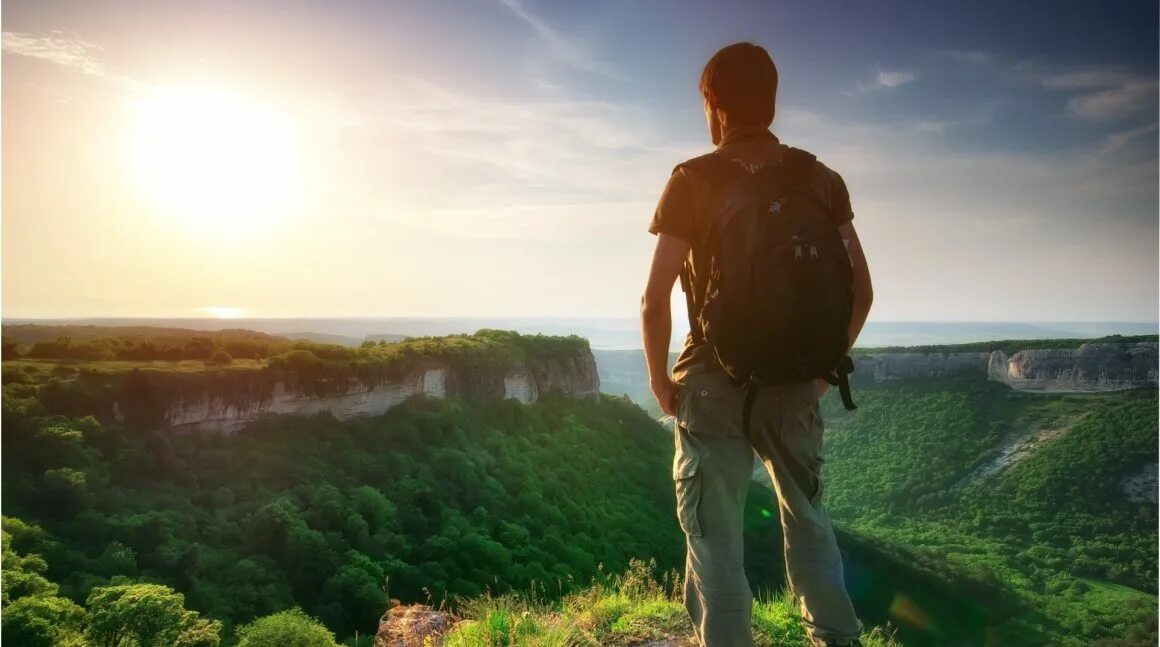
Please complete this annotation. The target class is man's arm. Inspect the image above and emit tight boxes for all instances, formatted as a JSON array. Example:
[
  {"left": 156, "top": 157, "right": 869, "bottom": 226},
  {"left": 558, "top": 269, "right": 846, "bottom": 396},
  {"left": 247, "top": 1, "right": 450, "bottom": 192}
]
[
  {"left": 641, "top": 233, "right": 691, "bottom": 416},
  {"left": 840, "top": 221, "right": 873, "bottom": 349}
]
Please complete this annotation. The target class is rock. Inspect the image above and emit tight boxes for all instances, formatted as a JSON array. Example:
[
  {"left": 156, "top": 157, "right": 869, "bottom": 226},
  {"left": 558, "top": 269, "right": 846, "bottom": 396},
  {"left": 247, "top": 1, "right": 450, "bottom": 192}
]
[
  {"left": 374, "top": 605, "right": 457, "bottom": 647},
  {"left": 989, "top": 342, "right": 1158, "bottom": 392},
  {"left": 853, "top": 342, "right": 1158, "bottom": 393},
  {"left": 852, "top": 351, "right": 991, "bottom": 381},
  {"left": 114, "top": 346, "right": 602, "bottom": 434}
]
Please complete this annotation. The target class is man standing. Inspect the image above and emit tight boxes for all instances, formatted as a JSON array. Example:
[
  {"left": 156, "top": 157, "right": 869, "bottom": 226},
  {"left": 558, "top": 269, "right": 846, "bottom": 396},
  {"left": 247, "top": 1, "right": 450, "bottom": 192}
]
[{"left": 640, "top": 43, "right": 873, "bottom": 647}]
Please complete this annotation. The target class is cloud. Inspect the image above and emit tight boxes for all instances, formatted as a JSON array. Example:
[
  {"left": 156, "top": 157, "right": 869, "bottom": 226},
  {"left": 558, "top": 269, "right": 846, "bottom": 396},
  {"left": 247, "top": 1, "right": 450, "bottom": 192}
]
[
  {"left": 876, "top": 69, "right": 918, "bottom": 88},
  {"left": 852, "top": 68, "right": 919, "bottom": 94},
  {"left": 2, "top": 31, "right": 105, "bottom": 76},
  {"left": 940, "top": 51, "right": 1157, "bottom": 121},
  {"left": 1063, "top": 79, "right": 1157, "bottom": 121},
  {"left": 1097, "top": 122, "right": 1159, "bottom": 156},
  {"left": 497, "top": 0, "right": 621, "bottom": 79}
]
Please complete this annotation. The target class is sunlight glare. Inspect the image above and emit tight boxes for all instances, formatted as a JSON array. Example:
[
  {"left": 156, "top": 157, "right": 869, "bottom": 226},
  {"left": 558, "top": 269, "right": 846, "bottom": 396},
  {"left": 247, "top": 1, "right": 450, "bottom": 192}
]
[
  {"left": 131, "top": 86, "right": 302, "bottom": 231},
  {"left": 199, "top": 306, "right": 246, "bottom": 319}
]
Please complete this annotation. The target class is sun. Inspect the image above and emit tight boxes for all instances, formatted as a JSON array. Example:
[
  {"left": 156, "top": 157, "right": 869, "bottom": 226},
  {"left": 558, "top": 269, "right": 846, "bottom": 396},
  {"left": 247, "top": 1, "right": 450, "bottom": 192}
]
[{"left": 130, "top": 86, "right": 302, "bottom": 230}]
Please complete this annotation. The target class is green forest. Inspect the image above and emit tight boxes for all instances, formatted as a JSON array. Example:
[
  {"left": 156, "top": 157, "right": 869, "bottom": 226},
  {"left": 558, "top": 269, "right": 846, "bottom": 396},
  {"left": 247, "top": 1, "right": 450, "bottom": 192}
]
[
  {"left": 822, "top": 378, "right": 1158, "bottom": 645},
  {"left": 2, "top": 394, "right": 685, "bottom": 644},
  {"left": 1, "top": 327, "right": 1156, "bottom": 646}
]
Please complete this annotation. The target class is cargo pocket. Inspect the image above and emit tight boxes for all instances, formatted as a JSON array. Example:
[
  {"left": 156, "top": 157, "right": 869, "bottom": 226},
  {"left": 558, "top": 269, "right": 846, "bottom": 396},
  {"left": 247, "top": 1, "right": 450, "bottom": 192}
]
[
  {"left": 676, "top": 370, "right": 745, "bottom": 438},
  {"left": 672, "top": 432, "right": 703, "bottom": 537}
]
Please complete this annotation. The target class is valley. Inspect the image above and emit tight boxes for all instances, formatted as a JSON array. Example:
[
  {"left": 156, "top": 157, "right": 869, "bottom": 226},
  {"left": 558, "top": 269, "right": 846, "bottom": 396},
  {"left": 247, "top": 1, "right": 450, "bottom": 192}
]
[{"left": 1, "top": 325, "right": 1156, "bottom": 646}]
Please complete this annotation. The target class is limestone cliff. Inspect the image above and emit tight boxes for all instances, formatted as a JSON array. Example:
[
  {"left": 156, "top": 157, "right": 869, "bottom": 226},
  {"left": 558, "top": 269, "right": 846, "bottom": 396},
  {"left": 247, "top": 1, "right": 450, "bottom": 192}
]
[
  {"left": 853, "top": 351, "right": 991, "bottom": 381},
  {"left": 988, "top": 342, "right": 1158, "bottom": 392},
  {"left": 853, "top": 341, "right": 1157, "bottom": 392},
  {"left": 106, "top": 337, "right": 601, "bottom": 433}
]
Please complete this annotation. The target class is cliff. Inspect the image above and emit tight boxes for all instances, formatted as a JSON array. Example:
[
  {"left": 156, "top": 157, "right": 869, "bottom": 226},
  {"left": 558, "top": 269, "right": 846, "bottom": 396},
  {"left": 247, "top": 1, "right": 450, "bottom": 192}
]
[
  {"left": 988, "top": 342, "right": 1158, "bottom": 392},
  {"left": 853, "top": 341, "right": 1157, "bottom": 392},
  {"left": 77, "top": 331, "right": 601, "bottom": 433}
]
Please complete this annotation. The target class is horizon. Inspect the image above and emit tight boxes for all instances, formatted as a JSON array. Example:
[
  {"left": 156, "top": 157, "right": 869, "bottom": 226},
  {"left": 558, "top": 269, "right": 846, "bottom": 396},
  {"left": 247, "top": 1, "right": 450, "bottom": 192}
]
[
  {"left": 5, "top": 316, "right": 1155, "bottom": 351},
  {"left": 3, "top": 0, "right": 1158, "bottom": 323}
]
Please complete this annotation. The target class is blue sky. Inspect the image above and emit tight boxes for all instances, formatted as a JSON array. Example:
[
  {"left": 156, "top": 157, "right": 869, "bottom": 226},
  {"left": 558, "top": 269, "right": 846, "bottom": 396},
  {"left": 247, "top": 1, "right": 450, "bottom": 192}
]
[{"left": 2, "top": 0, "right": 1157, "bottom": 322}]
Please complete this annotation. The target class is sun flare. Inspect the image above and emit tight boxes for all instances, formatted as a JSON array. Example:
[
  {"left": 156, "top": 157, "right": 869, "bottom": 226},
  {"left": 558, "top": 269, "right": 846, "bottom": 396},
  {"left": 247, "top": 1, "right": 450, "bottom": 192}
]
[
  {"left": 199, "top": 306, "right": 246, "bottom": 319},
  {"left": 131, "top": 86, "right": 302, "bottom": 230}
]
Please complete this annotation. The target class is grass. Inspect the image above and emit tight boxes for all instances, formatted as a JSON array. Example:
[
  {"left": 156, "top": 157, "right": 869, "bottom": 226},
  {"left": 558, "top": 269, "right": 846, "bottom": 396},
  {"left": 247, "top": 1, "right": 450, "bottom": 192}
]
[{"left": 439, "top": 560, "right": 899, "bottom": 647}]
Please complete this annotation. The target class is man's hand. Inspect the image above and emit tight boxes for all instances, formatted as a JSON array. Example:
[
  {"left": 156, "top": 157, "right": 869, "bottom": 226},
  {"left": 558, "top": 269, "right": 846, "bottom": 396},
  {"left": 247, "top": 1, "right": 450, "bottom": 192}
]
[
  {"left": 652, "top": 378, "right": 680, "bottom": 417},
  {"left": 641, "top": 233, "right": 691, "bottom": 417}
]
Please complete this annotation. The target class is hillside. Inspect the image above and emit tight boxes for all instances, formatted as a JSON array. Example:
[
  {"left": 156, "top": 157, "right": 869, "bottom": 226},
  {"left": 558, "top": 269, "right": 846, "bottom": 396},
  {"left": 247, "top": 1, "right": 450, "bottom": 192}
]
[
  {"left": 819, "top": 377, "right": 1157, "bottom": 645},
  {"left": 2, "top": 326, "right": 1156, "bottom": 646},
  {"left": 2, "top": 328, "right": 599, "bottom": 433},
  {"left": 597, "top": 341, "right": 1157, "bottom": 645}
]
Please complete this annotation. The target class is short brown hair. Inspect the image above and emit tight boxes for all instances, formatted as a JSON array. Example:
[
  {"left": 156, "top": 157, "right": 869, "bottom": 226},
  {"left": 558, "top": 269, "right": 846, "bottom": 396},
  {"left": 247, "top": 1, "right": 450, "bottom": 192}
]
[{"left": 699, "top": 42, "right": 778, "bottom": 127}]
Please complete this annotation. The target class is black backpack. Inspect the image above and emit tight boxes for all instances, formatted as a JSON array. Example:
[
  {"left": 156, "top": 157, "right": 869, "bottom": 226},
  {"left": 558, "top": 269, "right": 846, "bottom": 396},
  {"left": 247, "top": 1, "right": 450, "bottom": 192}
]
[{"left": 679, "top": 147, "right": 858, "bottom": 426}]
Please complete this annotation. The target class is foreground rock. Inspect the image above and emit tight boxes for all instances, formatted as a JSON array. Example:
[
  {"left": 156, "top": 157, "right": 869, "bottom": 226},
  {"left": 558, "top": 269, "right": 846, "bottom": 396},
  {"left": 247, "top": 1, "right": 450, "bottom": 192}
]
[{"left": 375, "top": 605, "right": 457, "bottom": 647}]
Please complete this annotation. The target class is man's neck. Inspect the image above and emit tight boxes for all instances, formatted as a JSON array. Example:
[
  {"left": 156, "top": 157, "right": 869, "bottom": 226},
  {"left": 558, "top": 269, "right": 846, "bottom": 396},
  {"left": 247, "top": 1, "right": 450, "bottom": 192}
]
[{"left": 717, "top": 125, "right": 775, "bottom": 149}]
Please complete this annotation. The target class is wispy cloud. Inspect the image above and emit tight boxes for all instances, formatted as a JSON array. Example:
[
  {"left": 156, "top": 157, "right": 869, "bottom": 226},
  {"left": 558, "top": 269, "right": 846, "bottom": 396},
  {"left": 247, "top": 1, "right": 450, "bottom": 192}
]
[
  {"left": 853, "top": 67, "right": 919, "bottom": 94},
  {"left": 2, "top": 31, "right": 105, "bottom": 76},
  {"left": 876, "top": 69, "right": 918, "bottom": 88},
  {"left": 1097, "top": 122, "right": 1159, "bottom": 156},
  {"left": 324, "top": 77, "right": 691, "bottom": 240},
  {"left": 1060, "top": 78, "right": 1157, "bottom": 121},
  {"left": 497, "top": 0, "right": 621, "bottom": 79},
  {"left": 940, "top": 50, "right": 1157, "bottom": 121}
]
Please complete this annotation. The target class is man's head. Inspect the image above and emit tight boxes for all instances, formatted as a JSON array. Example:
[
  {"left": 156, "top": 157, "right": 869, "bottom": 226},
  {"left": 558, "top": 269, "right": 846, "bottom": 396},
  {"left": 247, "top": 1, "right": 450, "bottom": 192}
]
[{"left": 700, "top": 42, "right": 778, "bottom": 145}]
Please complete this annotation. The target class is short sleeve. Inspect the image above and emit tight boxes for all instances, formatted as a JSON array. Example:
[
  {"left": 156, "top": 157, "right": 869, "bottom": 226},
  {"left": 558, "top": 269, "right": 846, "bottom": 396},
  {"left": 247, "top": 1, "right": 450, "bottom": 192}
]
[
  {"left": 818, "top": 162, "right": 854, "bottom": 226},
  {"left": 648, "top": 167, "right": 697, "bottom": 243}
]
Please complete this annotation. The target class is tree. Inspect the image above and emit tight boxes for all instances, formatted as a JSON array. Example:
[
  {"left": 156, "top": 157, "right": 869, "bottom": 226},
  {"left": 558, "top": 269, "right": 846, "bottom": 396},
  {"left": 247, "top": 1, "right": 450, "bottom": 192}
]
[
  {"left": 2, "top": 595, "right": 86, "bottom": 647},
  {"left": 1, "top": 522, "right": 58, "bottom": 604},
  {"left": 234, "top": 608, "right": 339, "bottom": 647},
  {"left": 85, "top": 583, "right": 221, "bottom": 647},
  {"left": 184, "top": 337, "right": 216, "bottom": 360},
  {"left": 1, "top": 338, "right": 19, "bottom": 360},
  {"left": 207, "top": 349, "right": 233, "bottom": 366}
]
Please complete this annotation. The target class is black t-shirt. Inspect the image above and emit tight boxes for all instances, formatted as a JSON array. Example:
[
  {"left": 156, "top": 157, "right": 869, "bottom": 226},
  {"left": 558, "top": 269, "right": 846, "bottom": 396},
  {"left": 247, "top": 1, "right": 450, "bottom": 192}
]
[{"left": 649, "top": 127, "right": 856, "bottom": 379}]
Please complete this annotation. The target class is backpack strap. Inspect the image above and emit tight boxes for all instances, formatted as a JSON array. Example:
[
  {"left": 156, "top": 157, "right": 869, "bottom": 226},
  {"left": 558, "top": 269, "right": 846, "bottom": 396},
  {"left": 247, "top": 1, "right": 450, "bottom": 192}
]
[
  {"left": 824, "top": 356, "right": 858, "bottom": 411},
  {"left": 673, "top": 152, "right": 740, "bottom": 346}
]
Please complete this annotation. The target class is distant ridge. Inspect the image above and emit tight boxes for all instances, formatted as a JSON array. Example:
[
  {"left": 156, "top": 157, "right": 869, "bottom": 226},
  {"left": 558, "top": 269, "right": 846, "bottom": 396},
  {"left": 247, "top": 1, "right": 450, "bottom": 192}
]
[{"left": 4, "top": 317, "right": 1157, "bottom": 350}]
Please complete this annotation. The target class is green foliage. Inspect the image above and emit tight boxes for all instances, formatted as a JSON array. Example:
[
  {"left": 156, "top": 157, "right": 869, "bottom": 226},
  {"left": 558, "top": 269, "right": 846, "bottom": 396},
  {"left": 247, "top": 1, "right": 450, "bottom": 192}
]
[
  {"left": 821, "top": 379, "right": 1159, "bottom": 645},
  {"left": 234, "top": 608, "right": 339, "bottom": 647},
  {"left": 1, "top": 387, "right": 679, "bottom": 642},
  {"left": 84, "top": 582, "right": 221, "bottom": 647},
  {"left": 2, "top": 594, "right": 87, "bottom": 647},
  {"left": 442, "top": 560, "right": 898, "bottom": 646}
]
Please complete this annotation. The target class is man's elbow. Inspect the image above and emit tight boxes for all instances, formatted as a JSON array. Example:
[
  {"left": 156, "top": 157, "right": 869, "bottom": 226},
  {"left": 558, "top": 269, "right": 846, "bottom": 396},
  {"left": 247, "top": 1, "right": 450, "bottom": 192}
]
[
  {"left": 855, "top": 277, "right": 874, "bottom": 310},
  {"left": 640, "top": 292, "right": 670, "bottom": 320}
]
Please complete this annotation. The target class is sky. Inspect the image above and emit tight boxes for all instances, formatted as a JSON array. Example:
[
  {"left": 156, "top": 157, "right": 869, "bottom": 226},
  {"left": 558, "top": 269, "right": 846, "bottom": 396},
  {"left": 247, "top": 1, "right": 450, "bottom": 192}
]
[{"left": 2, "top": 0, "right": 1158, "bottom": 322}]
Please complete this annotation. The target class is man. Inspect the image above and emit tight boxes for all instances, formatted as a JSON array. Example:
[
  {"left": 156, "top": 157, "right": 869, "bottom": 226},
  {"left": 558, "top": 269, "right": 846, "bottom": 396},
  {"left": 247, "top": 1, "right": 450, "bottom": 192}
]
[{"left": 640, "top": 42, "right": 873, "bottom": 647}]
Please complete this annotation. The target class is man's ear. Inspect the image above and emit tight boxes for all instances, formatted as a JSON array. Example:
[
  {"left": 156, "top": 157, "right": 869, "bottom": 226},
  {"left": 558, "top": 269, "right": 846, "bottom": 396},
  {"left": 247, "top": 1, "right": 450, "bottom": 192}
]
[{"left": 702, "top": 89, "right": 718, "bottom": 113}]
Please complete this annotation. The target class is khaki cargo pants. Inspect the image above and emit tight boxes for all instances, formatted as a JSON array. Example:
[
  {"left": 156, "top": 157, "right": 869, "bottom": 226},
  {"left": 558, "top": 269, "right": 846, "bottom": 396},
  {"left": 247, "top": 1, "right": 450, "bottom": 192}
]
[{"left": 673, "top": 368, "right": 863, "bottom": 647}]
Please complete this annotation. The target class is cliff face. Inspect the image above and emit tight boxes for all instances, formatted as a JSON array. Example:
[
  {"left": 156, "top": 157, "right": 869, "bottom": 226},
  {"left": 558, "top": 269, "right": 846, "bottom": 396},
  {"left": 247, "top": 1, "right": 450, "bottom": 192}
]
[
  {"left": 854, "top": 351, "right": 991, "bottom": 381},
  {"left": 988, "top": 342, "right": 1158, "bottom": 392},
  {"left": 854, "top": 342, "right": 1157, "bottom": 392},
  {"left": 114, "top": 349, "right": 601, "bottom": 434}
]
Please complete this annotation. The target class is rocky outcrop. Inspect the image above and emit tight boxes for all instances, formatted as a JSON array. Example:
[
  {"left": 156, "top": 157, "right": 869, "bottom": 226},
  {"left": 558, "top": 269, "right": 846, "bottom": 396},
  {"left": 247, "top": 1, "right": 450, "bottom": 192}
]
[
  {"left": 854, "top": 352, "right": 991, "bottom": 381},
  {"left": 988, "top": 342, "right": 1157, "bottom": 392},
  {"left": 852, "top": 342, "right": 1156, "bottom": 393},
  {"left": 375, "top": 605, "right": 456, "bottom": 647},
  {"left": 114, "top": 348, "right": 601, "bottom": 434}
]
